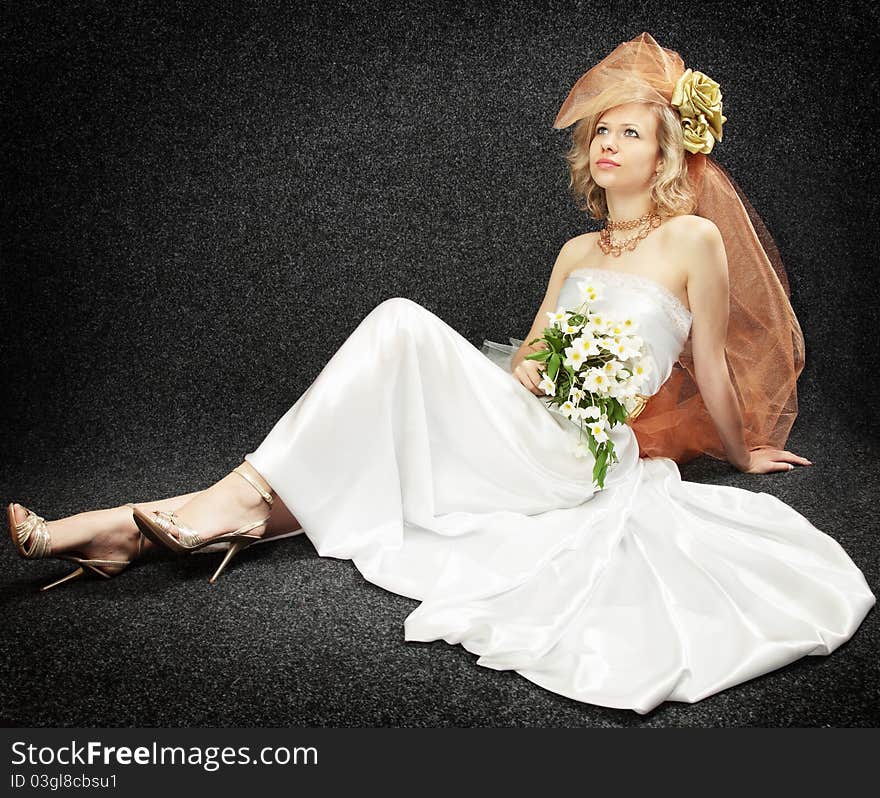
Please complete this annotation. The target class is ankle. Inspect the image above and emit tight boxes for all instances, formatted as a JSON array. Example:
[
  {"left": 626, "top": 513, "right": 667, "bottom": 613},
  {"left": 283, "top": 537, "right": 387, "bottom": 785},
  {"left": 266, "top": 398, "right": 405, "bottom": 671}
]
[
  {"left": 225, "top": 472, "right": 267, "bottom": 515},
  {"left": 233, "top": 462, "right": 274, "bottom": 506},
  {"left": 45, "top": 511, "right": 100, "bottom": 555},
  {"left": 44, "top": 505, "right": 138, "bottom": 558}
]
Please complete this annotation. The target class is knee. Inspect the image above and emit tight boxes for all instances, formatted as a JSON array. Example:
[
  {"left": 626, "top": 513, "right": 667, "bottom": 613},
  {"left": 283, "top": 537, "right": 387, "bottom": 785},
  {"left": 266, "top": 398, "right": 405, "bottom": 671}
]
[
  {"left": 371, "top": 296, "right": 425, "bottom": 326},
  {"left": 363, "top": 297, "right": 433, "bottom": 349},
  {"left": 378, "top": 296, "right": 421, "bottom": 314}
]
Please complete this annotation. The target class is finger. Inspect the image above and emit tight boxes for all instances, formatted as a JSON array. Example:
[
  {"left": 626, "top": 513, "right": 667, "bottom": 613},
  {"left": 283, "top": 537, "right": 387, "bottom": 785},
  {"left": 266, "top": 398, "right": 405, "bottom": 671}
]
[
  {"left": 518, "top": 373, "right": 541, "bottom": 395},
  {"left": 765, "top": 458, "right": 794, "bottom": 473},
  {"left": 783, "top": 452, "right": 813, "bottom": 466},
  {"left": 525, "top": 372, "right": 542, "bottom": 393}
]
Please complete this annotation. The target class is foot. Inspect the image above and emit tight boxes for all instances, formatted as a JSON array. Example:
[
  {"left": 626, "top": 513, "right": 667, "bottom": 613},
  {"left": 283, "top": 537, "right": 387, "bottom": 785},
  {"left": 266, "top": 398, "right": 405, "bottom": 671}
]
[
  {"left": 9, "top": 502, "right": 146, "bottom": 576},
  {"left": 153, "top": 463, "right": 274, "bottom": 545}
]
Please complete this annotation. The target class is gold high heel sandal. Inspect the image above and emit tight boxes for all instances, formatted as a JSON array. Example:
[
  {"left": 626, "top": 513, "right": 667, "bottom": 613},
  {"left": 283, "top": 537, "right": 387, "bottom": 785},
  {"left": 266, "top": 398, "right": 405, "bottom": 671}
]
[
  {"left": 130, "top": 464, "right": 275, "bottom": 584},
  {"left": 6, "top": 502, "right": 145, "bottom": 591}
]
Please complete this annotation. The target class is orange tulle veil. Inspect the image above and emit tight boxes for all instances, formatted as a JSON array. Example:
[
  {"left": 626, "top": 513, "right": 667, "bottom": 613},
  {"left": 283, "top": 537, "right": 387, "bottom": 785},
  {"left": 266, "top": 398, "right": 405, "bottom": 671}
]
[{"left": 553, "top": 32, "right": 805, "bottom": 464}]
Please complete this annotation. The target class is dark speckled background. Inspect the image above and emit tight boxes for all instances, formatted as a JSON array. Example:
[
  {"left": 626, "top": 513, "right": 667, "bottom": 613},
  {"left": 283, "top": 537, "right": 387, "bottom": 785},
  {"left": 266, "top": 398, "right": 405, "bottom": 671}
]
[{"left": 1, "top": 0, "right": 878, "bottom": 727}]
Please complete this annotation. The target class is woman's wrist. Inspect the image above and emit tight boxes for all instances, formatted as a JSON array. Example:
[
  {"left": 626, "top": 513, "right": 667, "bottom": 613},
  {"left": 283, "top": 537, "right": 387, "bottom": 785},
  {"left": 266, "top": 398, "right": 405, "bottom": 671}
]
[
  {"left": 512, "top": 341, "right": 547, "bottom": 371},
  {"left": 728, "top": 451, "right": 751, "bottom": 472},
  {"left": 695, "top": 372, "right": 752, "bottom": 472}
]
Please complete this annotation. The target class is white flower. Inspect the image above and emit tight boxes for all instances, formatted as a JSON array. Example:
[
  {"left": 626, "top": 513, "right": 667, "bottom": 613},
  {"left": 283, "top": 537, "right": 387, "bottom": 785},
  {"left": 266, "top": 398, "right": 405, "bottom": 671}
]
[
  {"left": 570, "top": 336, "right": 590, "bottom": 354},
  {"left": 586, "top": 313, "right": 609, "bottom": 334},
  {"left": 573, "top": 333, "right": 602, "bottom": 356},
  {"left": 605, "top": 316, "right": 640, "bottom": 336},
  {"left": 600, "top": 358, "right": 625, "bottom": 379},
  {"left": 596, "top": 333, "right": 618, "bottom": 353},
  {"left": 581, "top": 404, "right": 602, "bottom": 420},
  {"left": 563, "top": 341, "right": 589, "bottom": 370},
  {"left": 629, "top": 356, "right": 653, "bottom": 385},
  {"left": 588, "top": 417, "right": 610, "bottom": 444},
  {"left": 582, "top": 367, "right": 613, "bottom": 395},
  {"left": 606, "top": 379, "right": 626, "bottom": 400},
  {"left": 618, "top": 315, "right": 639, "bottom": 334},
  {"left": 546, "top": 307, "right": 571, "bottom": 329},
  {"left": 538, "top": 372, "right": 556, "bottom": 396},
  {"left": 569, "top": 386, "right": 586, "bottom": 403},
  {"left": 617, "top": 381, "right": 639, "bottom": 401},
  {"left": 574, "top": 440, "right": 592, "bottom": 459},
  {"left": 577, "top": 279, "right": 603, "bottom": 304},
  {"left": 608, "top": 335, "right": 641, "bottom": 361},
  {"left": 570, "top": 405, "right": 588, "bottom": 421}
]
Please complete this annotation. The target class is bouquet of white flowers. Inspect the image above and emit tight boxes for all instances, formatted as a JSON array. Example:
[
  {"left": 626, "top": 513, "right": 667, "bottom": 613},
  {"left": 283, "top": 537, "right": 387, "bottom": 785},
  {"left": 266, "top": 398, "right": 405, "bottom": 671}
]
[{"left": 524, "top": 277, "right": 653, "bottom": 490}]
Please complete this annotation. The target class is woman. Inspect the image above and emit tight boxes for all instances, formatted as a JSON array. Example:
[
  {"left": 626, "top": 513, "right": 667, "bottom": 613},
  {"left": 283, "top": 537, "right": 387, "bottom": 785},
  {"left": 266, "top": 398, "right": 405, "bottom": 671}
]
[{"left": 7, "top": 33, "right": 874, "bottom": 714}]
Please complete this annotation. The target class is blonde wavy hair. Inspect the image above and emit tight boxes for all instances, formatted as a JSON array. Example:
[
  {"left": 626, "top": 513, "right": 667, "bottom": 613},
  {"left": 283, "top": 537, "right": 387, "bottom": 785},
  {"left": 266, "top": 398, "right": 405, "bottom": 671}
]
[{"left": 562, "top": 98, "right": 697, "bottom": 221}]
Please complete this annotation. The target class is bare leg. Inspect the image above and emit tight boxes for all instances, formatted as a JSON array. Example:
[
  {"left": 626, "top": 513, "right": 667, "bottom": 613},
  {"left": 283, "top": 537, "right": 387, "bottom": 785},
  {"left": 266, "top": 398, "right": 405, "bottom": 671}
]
[
  {"left": 147, "top": 460, "right": 292, "bottom": 544},
  {"left": 9, "top": 474, "right": 301, "bottom": 566}
]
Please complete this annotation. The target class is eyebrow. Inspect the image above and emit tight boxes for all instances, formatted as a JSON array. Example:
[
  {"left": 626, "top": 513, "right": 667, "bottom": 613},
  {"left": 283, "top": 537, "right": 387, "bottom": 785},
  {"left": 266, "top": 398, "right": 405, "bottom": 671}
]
[{"left": 597, "top": 120, "right": 641, "bottom": 127}]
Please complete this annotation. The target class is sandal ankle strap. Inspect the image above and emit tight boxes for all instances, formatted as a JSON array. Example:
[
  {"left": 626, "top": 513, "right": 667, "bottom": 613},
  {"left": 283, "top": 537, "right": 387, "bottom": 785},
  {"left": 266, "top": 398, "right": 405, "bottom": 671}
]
[
  {"left": 15, "top": 509, "right": 52, "bottom": 559},
  {"left": 232, "top": 465, "right": 274, "bottom": 508}
]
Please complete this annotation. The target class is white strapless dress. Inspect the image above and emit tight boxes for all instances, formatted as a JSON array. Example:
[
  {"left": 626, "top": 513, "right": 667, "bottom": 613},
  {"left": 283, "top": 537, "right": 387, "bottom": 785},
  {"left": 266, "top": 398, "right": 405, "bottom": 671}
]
[{"left": 245, "top": 267, "right": 875, "bottom": 714}]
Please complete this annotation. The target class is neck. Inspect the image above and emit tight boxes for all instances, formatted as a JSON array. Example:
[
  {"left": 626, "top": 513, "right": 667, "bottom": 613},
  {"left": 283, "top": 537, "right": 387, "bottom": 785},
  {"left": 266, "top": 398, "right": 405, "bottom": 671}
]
[{"left": 604, "top": 191, "right": 655, "bottom": 223}]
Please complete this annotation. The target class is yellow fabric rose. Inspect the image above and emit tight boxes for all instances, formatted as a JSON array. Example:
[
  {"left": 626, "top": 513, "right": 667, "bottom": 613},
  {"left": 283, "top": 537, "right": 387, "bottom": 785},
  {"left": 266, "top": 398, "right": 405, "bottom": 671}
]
[{"left": 671, "top": 68, "right": 728, "bottom": 155}]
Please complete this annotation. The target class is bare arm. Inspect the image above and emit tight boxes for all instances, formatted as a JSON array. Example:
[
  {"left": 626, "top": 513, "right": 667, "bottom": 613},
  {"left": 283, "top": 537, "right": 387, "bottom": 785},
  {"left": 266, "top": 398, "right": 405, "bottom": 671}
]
[
  {"left": 511, "top": 237, "right": 584, "bottom": 374},
  {"left": 685, "top": 219, "right": 752, "bottom": 470},
  {"left": 687, "top": 221, "right": 813, "bottom": 474}
]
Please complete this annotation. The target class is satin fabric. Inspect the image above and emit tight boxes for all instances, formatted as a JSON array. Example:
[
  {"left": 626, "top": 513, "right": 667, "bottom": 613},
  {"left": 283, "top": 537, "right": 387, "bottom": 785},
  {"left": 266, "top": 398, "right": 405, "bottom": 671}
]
[{"left": 246, "top": 270, "right": 874, "bottom": 714}]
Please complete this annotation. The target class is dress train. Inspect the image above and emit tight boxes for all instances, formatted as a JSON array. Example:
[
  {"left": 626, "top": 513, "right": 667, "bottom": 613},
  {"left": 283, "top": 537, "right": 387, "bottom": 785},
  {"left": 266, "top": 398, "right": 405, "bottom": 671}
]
[{"left": 245, "top": 278, "right": 874, "bottom": 714}]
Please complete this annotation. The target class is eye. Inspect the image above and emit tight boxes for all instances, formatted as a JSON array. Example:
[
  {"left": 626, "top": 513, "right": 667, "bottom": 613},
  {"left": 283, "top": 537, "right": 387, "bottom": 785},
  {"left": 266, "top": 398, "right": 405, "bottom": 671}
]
[{"left": 595, "top": 126, "right": 639, "bottom": 137}]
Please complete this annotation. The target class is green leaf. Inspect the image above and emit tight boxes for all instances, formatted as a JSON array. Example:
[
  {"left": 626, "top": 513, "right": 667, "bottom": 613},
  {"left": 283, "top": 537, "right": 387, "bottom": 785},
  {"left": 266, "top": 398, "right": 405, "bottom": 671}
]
[
  {"left": 587, "top": 434, "right": 598, "bottom": 456},
  {"left": 593, "top": 459, "right": 606, "bottom": 490}
]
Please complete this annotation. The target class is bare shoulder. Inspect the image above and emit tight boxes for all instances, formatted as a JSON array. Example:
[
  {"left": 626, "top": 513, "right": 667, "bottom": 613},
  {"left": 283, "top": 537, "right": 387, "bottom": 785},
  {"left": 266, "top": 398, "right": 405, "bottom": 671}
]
[
  {"left": 555, "top": 231, "right": 597, "bottom": 274},
  {"left": 663, "top": 214, "right": 721, "bottom": 243},
  {"left": 574, "top": 230, "right": 600, "bottom": 246},
  {"left": 663, "top": 215, "right": 725, "bottom": 282},
  {"left": 561, "top": 230, "right": 598, "bottom": 253}
]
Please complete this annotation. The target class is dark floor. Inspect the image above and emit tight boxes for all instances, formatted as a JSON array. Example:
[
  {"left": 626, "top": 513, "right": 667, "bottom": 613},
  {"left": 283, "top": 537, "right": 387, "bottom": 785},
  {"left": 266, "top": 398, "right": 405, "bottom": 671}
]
[
  {"left": 2, "top": 0, "right": 878, "bottom": 728},
  {"left": 1, "top": 406, "right": 877, "bottom": 728}
]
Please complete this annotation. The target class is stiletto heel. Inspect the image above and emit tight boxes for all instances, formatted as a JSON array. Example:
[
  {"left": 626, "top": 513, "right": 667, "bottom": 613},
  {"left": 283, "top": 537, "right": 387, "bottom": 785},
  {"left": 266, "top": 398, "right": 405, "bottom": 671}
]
[
  {"left": 209, "top": 538, "right": 255, "bottom": 585},
  {"left": 41, "top": 565, "right": 86, "bottom": 591},
  {"left": 7, "top": 502, "right": 144, "bottom": 590},
  {"left": 131, "top": 464, "right": 276, "bottom": 583}
]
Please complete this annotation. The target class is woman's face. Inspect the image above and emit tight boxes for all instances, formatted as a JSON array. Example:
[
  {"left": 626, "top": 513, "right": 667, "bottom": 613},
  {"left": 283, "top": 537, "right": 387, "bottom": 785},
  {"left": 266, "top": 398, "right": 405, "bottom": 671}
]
[{"left": 589, "top": 103, "right": 662, "bottom": 193}]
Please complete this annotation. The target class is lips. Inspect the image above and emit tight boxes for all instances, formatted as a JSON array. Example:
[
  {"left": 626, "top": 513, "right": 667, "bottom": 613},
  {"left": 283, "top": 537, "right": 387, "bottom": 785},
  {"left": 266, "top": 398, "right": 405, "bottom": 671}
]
[{"left": 596, "top": 159, "right": 620, "bottom": 166}]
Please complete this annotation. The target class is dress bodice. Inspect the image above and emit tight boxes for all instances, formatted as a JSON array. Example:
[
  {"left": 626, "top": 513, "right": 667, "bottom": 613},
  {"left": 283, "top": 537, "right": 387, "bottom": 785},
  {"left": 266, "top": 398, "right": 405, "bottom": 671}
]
[
  {"left": 556, "top": 267, "right": 692, "bottom": 395},
  {"left": 480, "top": 266, "right": 693, "bottom": 397}
]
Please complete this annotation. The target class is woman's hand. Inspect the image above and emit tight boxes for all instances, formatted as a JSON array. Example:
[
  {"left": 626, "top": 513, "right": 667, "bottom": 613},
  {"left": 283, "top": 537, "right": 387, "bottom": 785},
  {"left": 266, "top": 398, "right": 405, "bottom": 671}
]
[
  {"left": 739, "top": 446, "right": 813, "bottom": 474},
  {"left": 513, "top": 357, "right": 547, "bottom": 396}
]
